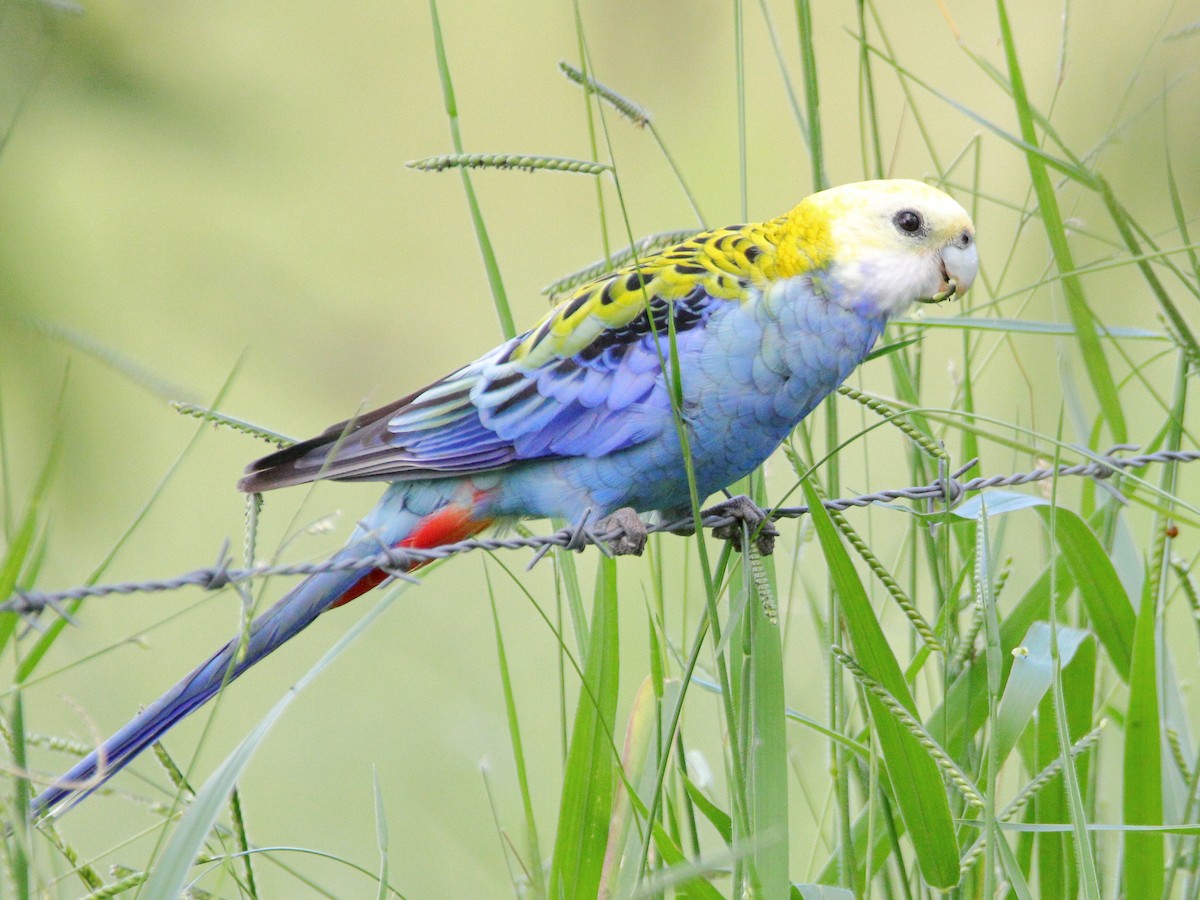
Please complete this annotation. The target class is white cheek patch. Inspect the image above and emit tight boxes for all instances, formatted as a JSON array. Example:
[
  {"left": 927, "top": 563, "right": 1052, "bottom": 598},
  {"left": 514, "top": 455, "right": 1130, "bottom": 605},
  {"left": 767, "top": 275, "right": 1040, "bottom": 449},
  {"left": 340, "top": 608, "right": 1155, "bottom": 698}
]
[{"left": 833, "top": 251, "right": 942, "bottom": 317}]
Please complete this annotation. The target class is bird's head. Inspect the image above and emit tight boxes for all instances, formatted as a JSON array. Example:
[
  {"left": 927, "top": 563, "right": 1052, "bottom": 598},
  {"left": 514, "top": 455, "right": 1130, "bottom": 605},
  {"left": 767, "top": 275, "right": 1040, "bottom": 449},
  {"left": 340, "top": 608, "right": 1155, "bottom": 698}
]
[{"left": 781, "top": 179, "right": 978, "bottom": 318}]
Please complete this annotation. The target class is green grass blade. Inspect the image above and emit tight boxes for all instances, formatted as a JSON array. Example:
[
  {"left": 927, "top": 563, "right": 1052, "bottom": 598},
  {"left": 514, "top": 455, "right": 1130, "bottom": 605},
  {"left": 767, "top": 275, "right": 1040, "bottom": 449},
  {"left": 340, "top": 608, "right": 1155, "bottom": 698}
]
[
  {"left": 426, "top": 0, "right": 514, "bottom": 339},
  {"left": 0, "top": 426, "right": 60, "bottom": 656},
  {"left": 486, "top": 568, "right": 546, "bottom": 899},
  {"left": 977, "top": 499, "right": 1000, "bottom": 900},
  {"left": 1032, "top": 679, "right": 1069, "bottom": 899},
  {"left": 802, "top": 478, "right": 958, "bottom": 889},
  {"left": 1047, "top": 427, "right": 1103, "bottom": 899},
  {"left": 8, "top": 691, "right": 31, "bottom": 900},
  {"left": 792, "top": 0, "right": 826, "bottom": 190},
  {"left": 855, "top": 35, "right": 1093, "bottom": 187},
  {"left": 755, "top": 0, "right": 808, "bottom": 146},
  {"left": 14, "top": 364, "right": 243, "bottom": 682},
  {"left": 1120, "top": 370, "right": 1183, "bottom": 898},
  {"left": 142, "top": 584, "right": 407, "bottom": 899},
  {"left": 550, "top": 555, "right": 620, "bottom": 897},
  {"left": 912, "top": 317, "right": 1163, "bottom": 340},
  {"left": 554, "top": 538, "right": 589, "bottom": 662},
  {"left": 1056, "top": 622, "right": 1097, "bottom": 898},
  {"left": 1099, "top": 178, "right": 1200, "bottom": 367},
  {"left": 1164, "top": 150, "right": 1199, "bottom": 279},
  {"left": 0, "top": 502, "right": 41, "bottom": 657},
  {"left": 228, "top": 787, "right": 258, "bottom": 899},
  {"left": 2, "top": 311, "right": 196, "bottom": 403},
  {"left": 994, "top": 0, "right": 1126, "bottom": 443},
  {"left": 994, "top": 827, "right": 1036, "bottom": 900},
  {"left": 744, "top": 549, "right": 788, "bottom": 898},
  {"left": 373, "top": 768, "right": 389, "bottom": 900}
]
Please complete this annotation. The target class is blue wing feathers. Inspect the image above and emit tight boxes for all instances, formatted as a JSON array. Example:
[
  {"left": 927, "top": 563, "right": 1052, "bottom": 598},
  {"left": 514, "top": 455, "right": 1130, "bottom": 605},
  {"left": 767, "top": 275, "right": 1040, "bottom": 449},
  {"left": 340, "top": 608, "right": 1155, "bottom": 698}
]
[{"left": 239, "top": 288, "right": 722, "bottom": 491}]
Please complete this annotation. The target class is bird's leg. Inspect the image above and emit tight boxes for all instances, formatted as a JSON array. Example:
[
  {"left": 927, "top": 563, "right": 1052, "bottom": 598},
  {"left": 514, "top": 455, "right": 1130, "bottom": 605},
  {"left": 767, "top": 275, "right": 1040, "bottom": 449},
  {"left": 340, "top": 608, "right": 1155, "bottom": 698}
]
[
  {"left": 702, "top": 494, "right": 779, "bottom": 556},
  {"left": 594, "top": 507, "right": 649, "bottom": 556}
]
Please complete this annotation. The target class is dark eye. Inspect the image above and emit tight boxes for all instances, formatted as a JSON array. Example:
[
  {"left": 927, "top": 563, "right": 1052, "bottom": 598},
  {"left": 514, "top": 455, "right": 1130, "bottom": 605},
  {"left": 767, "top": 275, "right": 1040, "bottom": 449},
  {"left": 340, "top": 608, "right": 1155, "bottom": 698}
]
[{"left": 893, "top": 209, "right": 924, "bottom": 235}]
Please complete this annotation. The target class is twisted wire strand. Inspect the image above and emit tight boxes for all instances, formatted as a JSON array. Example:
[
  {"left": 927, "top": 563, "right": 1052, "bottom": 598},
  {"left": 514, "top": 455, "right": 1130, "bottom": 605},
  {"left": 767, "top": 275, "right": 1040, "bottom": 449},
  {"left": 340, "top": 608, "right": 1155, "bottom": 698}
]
[{"left": 4, "top": 448, "right": 1196, "bottom": 616}]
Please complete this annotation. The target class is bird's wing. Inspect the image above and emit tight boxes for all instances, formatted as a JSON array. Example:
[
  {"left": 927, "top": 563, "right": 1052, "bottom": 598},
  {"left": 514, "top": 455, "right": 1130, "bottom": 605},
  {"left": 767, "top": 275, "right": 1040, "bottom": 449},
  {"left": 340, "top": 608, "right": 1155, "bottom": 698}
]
[{"left": 238, "top": 227, "right": 772, "bottom": 492}]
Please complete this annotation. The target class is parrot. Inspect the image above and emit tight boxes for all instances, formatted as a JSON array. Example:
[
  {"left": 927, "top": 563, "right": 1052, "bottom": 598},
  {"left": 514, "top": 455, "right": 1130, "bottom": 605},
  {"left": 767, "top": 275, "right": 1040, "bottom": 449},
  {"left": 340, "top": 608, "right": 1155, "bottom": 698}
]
[{"left": 32, "top": 178, "right": 977, "bottom": 817}]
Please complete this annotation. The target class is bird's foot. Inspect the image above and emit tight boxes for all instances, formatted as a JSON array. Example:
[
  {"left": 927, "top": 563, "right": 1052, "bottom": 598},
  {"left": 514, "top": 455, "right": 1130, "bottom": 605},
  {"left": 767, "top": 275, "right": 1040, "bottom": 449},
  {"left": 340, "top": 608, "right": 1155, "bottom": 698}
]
[
  {"left": 702, "top": 495, "right": 778, "bottom": 556},
  {"left": 595, "top": 507, "right": 648, "bottom": 556}
]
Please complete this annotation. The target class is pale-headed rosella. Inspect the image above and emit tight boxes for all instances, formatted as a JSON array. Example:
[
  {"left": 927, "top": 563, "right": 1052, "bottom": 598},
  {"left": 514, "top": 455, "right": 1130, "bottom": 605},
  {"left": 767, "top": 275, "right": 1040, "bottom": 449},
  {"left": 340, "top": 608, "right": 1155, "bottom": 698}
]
[{"left": 33, "top": 178, "right": 977, "bottom": 817}]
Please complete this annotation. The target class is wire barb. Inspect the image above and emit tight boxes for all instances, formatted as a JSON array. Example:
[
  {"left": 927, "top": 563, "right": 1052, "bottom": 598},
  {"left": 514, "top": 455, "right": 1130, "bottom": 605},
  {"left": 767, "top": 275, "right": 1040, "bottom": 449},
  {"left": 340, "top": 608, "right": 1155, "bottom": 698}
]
[{"left": 5, "top": 448, "right": 1198, "bottom": 616}]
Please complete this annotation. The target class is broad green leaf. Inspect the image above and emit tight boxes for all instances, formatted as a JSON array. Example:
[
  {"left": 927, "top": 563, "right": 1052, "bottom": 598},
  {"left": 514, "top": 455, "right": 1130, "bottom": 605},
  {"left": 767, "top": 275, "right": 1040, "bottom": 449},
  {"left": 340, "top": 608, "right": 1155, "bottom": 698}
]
[
  {"left": 550, "top": 556, "right": 620, "bottom": 897},
  {"left": 1123, "top": 573, "right": 1164, "bottom": 898},
  {"left": 737, "top": 486, "right": 789, "bottom": 900},
  {"left": 953, "top": 492, "right": 1047, "bottom": 518},
  {"left": 817, "top": 555, "right": 1076, "bottom": 886},
  {"left": 641, "top": 820, "right": 726, "bottom": 900},
  {"left": 1034, "top": 506, "right": 1135, "bottom": 681},
  {"left": 749, "top": 574, "right": 788, "bottom": 898},
  {"left": 803, "top": 478, "right": 959, "bottom": 889},
  {"left": 683, "top": 775, "right": 732, "bottom": 845},
  {"left": 605, "top": 675, "right": 660, "bottom": 900},
  {"left": 792, "top": 885, "right": 855, "bottom": 900},
  {"left": 954, "top": 492, "right": 1135, "bottom": 680},
  {"left": 1027, "top": 626, "right": 1097, "bottom": 900},
  {"left": 994, "top": 622, "right": 1093, "bottom": 765}
]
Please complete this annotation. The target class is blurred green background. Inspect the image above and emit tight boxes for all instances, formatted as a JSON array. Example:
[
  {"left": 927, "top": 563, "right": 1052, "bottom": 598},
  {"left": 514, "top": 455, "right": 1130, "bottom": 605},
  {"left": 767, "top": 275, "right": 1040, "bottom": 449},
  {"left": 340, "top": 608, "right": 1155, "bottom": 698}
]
[{"left": 2, "top": 0, "right": 1198, "bottom": 895}]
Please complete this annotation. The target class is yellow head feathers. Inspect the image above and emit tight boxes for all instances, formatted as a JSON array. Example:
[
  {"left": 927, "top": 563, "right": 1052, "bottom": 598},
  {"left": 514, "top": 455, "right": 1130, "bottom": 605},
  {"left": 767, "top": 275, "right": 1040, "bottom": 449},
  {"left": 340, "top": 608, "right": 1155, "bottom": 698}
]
[
  {"left": 513, "top": 180, "right": 977, "bottom": 365},
  {"left": 782, "top": 179, "right": 978, "bottom": 316}
]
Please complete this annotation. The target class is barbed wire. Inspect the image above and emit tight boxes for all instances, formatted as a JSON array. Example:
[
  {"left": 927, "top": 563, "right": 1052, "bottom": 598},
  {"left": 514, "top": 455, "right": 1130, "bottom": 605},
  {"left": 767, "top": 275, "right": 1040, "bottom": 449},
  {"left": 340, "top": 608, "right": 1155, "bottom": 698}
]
[{"left": 3, "top": 446, "right": 1196, "bottom": 617}]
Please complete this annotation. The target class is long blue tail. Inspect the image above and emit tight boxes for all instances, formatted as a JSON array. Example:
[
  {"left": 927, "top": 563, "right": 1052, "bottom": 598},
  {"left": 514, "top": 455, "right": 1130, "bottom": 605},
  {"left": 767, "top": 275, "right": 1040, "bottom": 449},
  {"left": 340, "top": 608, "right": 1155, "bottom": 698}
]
[
  {"left": 31, "top": 557, "right": 374, "bottom": 819},
  {"left": 32, "top": 479, "right": 490, "bottom": 819}
]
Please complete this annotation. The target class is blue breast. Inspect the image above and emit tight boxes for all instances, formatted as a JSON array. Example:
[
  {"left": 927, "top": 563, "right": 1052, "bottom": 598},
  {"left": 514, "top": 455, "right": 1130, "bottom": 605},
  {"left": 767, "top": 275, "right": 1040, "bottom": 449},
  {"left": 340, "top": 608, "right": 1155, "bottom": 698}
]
[{"left": 492, "top": 276, "right": 889, "bottom": 519}]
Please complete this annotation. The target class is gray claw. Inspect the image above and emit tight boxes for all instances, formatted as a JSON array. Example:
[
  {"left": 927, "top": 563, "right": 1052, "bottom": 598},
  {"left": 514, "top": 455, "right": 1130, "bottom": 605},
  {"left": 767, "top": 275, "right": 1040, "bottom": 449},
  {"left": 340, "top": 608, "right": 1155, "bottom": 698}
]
[
  {"left": 595, "top": 507, "right": 648, "bottom": 556},
  {"left": 702, "top": 494, "right": 778, "bottom": 556}
]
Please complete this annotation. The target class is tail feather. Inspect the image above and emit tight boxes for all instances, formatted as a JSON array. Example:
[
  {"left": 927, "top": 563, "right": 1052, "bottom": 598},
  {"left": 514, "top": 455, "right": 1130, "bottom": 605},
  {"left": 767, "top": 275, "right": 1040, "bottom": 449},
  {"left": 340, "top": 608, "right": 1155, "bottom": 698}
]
[
  {"left": 31, "top": 557, "right": 374, "bottom": 819},
  {"left": 32, "top": 482, "right": 493, "bottom": 820}
]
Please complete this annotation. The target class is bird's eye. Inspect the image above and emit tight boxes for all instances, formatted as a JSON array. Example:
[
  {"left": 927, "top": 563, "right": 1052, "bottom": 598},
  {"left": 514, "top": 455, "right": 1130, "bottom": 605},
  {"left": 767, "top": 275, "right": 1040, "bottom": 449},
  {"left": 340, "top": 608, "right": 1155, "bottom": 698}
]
[
  {"left": 956, "top": 230, "right": 972, "bottom": 249},
  {"left": 893, "top": 209, "right": 924, "bottom": 235}
]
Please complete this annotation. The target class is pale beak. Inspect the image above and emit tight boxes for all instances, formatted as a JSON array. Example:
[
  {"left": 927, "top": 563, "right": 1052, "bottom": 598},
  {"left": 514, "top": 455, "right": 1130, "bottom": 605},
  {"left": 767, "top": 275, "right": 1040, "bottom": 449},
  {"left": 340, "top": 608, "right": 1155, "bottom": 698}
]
[{"left": 920, "top": 234, "right": 979, "bottom": 304}]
